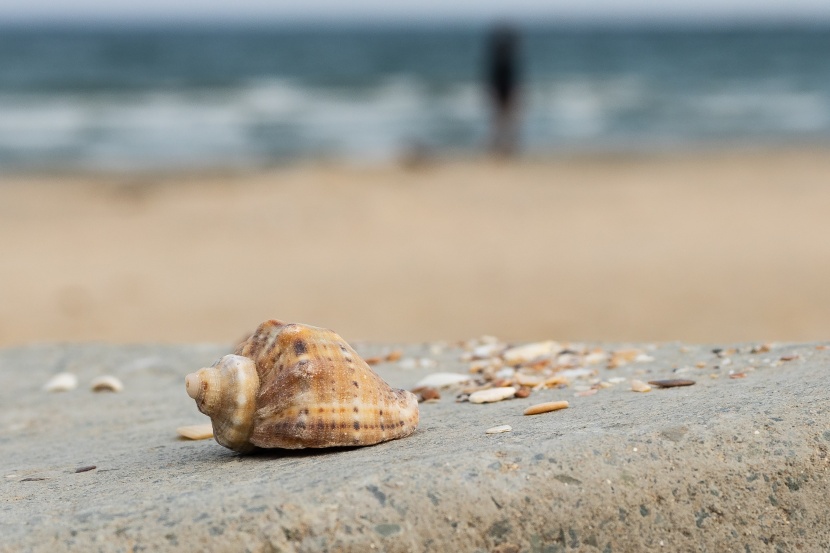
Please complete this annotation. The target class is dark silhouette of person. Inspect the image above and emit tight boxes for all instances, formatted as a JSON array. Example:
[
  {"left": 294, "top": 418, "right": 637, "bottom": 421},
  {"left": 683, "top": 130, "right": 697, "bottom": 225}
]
[{"left": 486, "top": 25, "right": 520, "bottom": 156}]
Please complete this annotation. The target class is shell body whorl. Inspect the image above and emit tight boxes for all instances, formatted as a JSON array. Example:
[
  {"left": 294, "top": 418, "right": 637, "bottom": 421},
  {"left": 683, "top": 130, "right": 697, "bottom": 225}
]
[{"left": 186, "top": 319, "right": 419, "bottom": 452}]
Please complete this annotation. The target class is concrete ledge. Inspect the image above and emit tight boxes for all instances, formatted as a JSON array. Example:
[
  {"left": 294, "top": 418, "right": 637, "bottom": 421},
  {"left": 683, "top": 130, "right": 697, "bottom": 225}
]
[{"left": 1, "top": 342, "right": 829, "bottom": 552}]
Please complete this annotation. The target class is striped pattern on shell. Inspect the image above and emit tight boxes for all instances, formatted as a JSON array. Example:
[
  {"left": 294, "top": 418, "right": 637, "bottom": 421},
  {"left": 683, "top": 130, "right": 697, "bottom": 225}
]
[{"left": 186, "top": 319, "right": 419, "bottom": 453}]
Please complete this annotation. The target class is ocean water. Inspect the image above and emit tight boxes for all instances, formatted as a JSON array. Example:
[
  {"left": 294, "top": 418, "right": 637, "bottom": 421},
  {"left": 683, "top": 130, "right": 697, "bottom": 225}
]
[{"left": 0, "top": 25, "right": 829, "bottom": 170}]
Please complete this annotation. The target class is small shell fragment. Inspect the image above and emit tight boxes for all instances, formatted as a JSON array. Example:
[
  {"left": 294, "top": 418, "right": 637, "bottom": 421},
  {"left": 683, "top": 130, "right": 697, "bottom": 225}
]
[
  {"left": 90, "top": 375, "right": 124, "bottom": 393},
  {"left": 414, "top": 372, "right": 474, "bottom": 389},
  {"left": 177, "top": 424, "right": 214, "bottom": 440},
  {"left": 630, "top": 380, "right": 652, "bottom": 392},
  {"left": 43, "top": 372, "right": 78, "bottom": 393},
  {"left": 648, "top": 379, "right": 695, "bottom": 388},
  {"left": 515, "top": 372, "right": 546, "bottom": 387},
  {"left": 608, "top": 349, "right": 642, "bottom": 369},
  {"left": 471, "top": 343, "right": 507, "bottom": 359},
  {"left": 469, "top": 386, "right": 517, "bottom": 404},
  {"left": 411, "top": 386, "right": 441, "bottom": 402},
  {"left": 557, "top": 368, "right": 593, "bottom": 380},
  {"left": 584, "top": 350, "right": 607, "bottom": 365},
  {"left": 485, "top": 425, "right": 512, "bottom": 434},
  {"left": 523, "top": 400, "right": 569, "bottom": 415},
  {"left": 503, "top": 341, "right": 562, "bottom": 365},
  {"left": 514, "top": 386, "right": 532, "bottom": 398}
]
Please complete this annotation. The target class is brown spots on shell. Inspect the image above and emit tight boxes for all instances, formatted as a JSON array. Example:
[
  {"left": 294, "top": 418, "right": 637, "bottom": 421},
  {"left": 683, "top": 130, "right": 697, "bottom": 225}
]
[
  {"left": 293, "top": 339, "right": 307, "bottom": 356},
  {"left": 213, "top": 320, "right": 419, "bottom": 450}
]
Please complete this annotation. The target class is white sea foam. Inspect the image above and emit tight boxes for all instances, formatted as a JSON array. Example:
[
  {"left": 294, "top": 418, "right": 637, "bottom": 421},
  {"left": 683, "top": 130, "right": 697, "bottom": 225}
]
[{"left": 0, "top": 73, "right": 828, "bottom": 170}]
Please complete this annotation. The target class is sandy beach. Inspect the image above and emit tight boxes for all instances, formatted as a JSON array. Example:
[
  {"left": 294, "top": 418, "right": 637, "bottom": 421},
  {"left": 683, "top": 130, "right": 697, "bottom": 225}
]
[{"left": 2, "top": 146, "right": 830, "bottom": 346}]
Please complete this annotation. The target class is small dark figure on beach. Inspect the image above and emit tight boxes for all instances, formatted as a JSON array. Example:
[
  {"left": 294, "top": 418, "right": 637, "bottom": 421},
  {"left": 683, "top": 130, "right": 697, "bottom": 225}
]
[{"left": 485, "top": 25, "right": 521, "bottom": 156}]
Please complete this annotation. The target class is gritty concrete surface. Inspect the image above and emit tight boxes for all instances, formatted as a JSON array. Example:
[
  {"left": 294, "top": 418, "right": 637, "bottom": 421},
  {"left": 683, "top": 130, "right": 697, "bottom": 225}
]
[{"left": 1, "top": 341, "right": 829, "bottom": 552}]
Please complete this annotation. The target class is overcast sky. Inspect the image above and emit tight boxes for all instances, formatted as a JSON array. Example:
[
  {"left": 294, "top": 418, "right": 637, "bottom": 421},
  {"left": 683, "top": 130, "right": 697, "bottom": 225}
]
[{"left": 2, "top": 0, "right": 830, "bottom": 25}]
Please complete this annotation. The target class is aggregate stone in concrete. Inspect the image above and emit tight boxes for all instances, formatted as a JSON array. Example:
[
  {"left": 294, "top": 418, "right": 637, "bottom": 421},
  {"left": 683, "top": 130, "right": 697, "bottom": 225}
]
[{"left": 1, "top": 341, "right": 829, "bottom": 552}]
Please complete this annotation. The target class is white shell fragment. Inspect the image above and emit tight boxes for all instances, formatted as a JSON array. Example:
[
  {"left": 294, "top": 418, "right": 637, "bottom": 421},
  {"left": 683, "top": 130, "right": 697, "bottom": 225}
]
[
  {"left": 90, "top": 375, "right": 124, "bottom": 393},
  {"left": 414, "top": 372, "right": 474, "bottom": 389},
  {"left": 471, "top": 343, "right": 507, "bottom": 359},
  {"left": 502, "top": 341, "right": 563, "bottom": 365},
  {"left": 485, "top": 425, "right": 513, "bottom": 434},
  {"left": 469, "top": 386, "right": 517, "bottom": 404},
  {"left": 43, "top": 372, "right": 78, "bottom": 393},
  {"left": 631, "top": 380, "right": 652, "bottom": 392},
  {"left": 177, "top": 424, "right": 214, "bottom": 440},
  {"left": 584, "top": 351, "right": 607, "bottom": 365}
]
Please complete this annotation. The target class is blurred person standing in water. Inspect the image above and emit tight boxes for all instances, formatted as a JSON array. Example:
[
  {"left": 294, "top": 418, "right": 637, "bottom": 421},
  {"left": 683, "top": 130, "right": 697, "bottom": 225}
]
[{"left": 485, "top": 24, "right": 521, "bottom": 157}]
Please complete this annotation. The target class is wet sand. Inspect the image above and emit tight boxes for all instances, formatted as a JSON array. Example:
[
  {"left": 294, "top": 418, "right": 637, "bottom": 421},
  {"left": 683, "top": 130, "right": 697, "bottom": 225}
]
[{"left": 2, "top": 147, "right": 830, "bottom": 345}]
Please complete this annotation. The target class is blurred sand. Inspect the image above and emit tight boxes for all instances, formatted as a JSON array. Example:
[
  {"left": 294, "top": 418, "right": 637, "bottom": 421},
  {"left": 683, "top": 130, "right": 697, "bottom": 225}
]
[{"left": 2, "top": 147, "right": 830, "bottom": 346}]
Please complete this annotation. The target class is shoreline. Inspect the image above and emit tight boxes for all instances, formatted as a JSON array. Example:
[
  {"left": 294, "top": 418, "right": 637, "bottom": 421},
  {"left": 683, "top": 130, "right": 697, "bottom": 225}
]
[
  {"left": 3, "top": 145, "right": 830, "bottom": 346},
  {"left": 2, "top": 140, "right": 829, "bottom": 180}
]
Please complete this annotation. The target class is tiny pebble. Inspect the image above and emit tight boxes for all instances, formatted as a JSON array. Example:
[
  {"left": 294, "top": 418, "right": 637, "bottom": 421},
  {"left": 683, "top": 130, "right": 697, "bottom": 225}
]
[
  {"left": 648, "top": 379, "right": 696, "bottom": 388},
  {"left": 469, "top": 386, "right": 517, "bottom": 404},
  {"left": 385, "top": 350, "right": 403, "bottom": 362},
  {"left": 485, "top": 425, "right": 512, "bottom": 434},
  {"left": 630, "top": 380, "right": 652, "bottom": 392},
  {"left": 90, "top": 375, "right": 124, "bottom": 393},
  {"left": 523, "top": 400, "right": 569, "bottom": 415},
  {"left": 177, "top": 424, "right": 214, "bottom": 440},
  {"left": 364, "top": 356, "right": 383, "bottom": 365},
  {"left": 43, "top": 372, "right": 78, "bottom": 393},
  {"left": 74, "top": 465, "right": 96, "bottom": 473}
]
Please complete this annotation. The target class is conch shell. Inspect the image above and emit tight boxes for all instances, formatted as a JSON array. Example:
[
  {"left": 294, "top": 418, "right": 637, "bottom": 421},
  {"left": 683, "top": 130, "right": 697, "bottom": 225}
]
[{"left": 185, "top": 319, "right": 419, "bottom": 453}]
